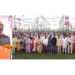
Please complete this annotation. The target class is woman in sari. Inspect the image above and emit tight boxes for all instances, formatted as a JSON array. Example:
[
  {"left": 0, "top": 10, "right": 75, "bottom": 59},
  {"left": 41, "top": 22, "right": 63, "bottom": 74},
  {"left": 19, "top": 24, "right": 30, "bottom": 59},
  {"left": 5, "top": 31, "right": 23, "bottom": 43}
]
[
  {"left": 31, "top": 37, "right": 37, "bottom": 53},
  {"left": 16, "top": 37, "right": 21, "bottom": 52},
  {"left": 12, "top": 35, "right": 17, "bottom": 53},
  {"left": 37, "top": 35, "right": 43, "bottom": 53},
  {"left": 25, "top": 35, "right": 31, "bottom": 53}
]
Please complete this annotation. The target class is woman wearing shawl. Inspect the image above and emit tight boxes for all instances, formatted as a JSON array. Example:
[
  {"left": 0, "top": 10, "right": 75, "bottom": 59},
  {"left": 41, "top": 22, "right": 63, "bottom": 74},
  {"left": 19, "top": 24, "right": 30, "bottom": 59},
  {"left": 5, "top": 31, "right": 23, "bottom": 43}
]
[{"left": 37, "top": 35, "right": 43, "bottom": 53}]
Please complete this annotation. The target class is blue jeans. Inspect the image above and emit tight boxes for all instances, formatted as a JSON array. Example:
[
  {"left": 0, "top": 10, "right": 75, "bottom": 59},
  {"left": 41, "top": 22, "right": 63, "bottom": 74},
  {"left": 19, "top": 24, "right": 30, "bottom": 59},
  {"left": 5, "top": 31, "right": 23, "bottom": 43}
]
[
  {"left": 49, "top": 45, "right": 51, "bottom": 54},
  {"left": 43, "top": 45, "right": 47, "bottom": 53},
  {"left": 51, "top": 45, "right": 56, "bottom": 54}
]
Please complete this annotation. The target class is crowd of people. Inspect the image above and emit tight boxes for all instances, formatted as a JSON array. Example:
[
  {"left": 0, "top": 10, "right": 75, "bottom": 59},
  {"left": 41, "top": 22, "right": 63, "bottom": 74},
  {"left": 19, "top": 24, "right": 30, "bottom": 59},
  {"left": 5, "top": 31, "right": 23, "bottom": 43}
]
[{"left": 12, "top": 31, "right": 75, "bottom": 54}]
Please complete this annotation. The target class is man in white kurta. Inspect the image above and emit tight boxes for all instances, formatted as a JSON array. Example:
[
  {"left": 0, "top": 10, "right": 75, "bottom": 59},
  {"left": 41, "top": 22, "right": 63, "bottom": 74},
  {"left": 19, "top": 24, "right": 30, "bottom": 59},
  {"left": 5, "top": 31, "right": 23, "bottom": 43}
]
[
  {"left": 62, "top": 36, "right": 68, "bottom": 53},
  {"left": 43, "top": 36, "right": 48, "bottom": 53},
  {"left": 68, "top": 35, "right": 72, "bottom": 54}
]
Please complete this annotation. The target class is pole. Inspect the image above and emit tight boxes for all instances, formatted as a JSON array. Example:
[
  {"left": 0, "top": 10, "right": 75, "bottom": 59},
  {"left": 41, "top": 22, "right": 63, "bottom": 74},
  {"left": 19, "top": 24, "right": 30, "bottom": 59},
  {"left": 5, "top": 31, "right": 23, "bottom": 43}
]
[{"left": 71, "top": 25, "right": 72, "bottom": 53}]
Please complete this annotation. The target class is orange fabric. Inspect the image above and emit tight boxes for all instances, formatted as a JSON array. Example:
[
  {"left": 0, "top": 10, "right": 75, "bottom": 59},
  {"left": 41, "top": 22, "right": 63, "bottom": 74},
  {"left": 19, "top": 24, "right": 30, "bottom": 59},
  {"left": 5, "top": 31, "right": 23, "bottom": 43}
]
[{"left": 0, "top": 45, "right": 12, "bottom": 59}]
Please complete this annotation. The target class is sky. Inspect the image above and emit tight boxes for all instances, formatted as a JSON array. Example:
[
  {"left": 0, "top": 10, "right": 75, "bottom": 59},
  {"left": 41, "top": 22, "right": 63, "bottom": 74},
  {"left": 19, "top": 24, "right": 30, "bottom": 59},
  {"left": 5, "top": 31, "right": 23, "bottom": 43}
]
[
  {"left": 0, "top": 0, "right": 75, "bottom": 17},
  {"left": 0, "top": 0, "right": 75, "bottom": 30}
]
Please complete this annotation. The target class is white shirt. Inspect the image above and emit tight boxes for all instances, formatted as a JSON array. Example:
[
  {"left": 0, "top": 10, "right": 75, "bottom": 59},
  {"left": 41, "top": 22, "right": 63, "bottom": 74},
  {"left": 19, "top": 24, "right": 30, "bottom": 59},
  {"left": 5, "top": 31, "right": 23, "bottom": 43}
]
[
  {"left": 43, "top": 38, "right": 48, "bottom": 46},
  {"left": 62, "top": 37, "right": 68, "bottom": 48},
  {"left": 41, "top": 36, "right": 45, "bottom": 40}
]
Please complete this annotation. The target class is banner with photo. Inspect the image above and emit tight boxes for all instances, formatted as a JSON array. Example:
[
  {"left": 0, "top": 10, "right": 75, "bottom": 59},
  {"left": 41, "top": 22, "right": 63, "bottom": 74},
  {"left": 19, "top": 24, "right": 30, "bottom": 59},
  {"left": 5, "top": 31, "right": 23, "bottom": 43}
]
[{"left": 0, "top": 16, "right": 12, "bottom": 45}]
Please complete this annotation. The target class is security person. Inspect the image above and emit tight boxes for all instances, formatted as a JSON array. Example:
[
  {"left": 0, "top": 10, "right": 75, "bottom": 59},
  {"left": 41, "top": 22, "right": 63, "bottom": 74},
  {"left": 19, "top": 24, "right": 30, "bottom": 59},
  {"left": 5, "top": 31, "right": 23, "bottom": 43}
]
[{"left": 0, "top": 21, "right": 10, "bottom": 46}]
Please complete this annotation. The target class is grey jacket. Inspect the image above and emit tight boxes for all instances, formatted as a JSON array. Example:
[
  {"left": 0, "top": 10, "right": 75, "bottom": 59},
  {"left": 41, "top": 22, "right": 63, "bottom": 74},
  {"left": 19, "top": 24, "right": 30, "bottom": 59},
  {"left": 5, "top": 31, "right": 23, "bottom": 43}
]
[{"left": 0, "top": 34, "right": 10, "bottom": 46}]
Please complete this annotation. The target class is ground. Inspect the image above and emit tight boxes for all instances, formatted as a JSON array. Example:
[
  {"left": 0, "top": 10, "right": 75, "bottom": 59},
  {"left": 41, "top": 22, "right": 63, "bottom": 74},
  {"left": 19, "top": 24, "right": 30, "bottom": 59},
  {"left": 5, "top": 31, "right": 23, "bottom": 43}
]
[{"left": 12, "top": 52, "right": 75, "bottom": 59}]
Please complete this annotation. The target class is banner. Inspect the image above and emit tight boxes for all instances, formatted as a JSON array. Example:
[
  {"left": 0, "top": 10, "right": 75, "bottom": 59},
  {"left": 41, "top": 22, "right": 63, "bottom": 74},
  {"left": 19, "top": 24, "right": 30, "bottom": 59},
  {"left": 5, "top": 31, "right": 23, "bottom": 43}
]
[
  {"left": 65, "top": 17, "right": 69, "bottom": 25},
  {"left": 0, "top": 16, "right": 12, "bottom": 45}
]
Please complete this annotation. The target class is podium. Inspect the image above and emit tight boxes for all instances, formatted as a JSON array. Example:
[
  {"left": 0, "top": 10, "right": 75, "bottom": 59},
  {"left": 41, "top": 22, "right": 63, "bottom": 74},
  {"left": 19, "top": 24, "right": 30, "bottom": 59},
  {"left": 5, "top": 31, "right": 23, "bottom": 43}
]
[{"left": 0, "top": 45, "right": 12, "bottom": 59}]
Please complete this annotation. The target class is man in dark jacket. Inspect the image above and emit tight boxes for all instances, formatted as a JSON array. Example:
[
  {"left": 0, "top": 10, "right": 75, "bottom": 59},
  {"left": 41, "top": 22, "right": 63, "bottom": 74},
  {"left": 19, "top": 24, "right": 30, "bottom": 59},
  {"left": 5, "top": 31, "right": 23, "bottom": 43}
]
[
  {"left": 51, "top": 34, "right": 57, "bottom": 54},
  {"left": 48, "top": 35, "right": 52, "bottom": 54}
]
